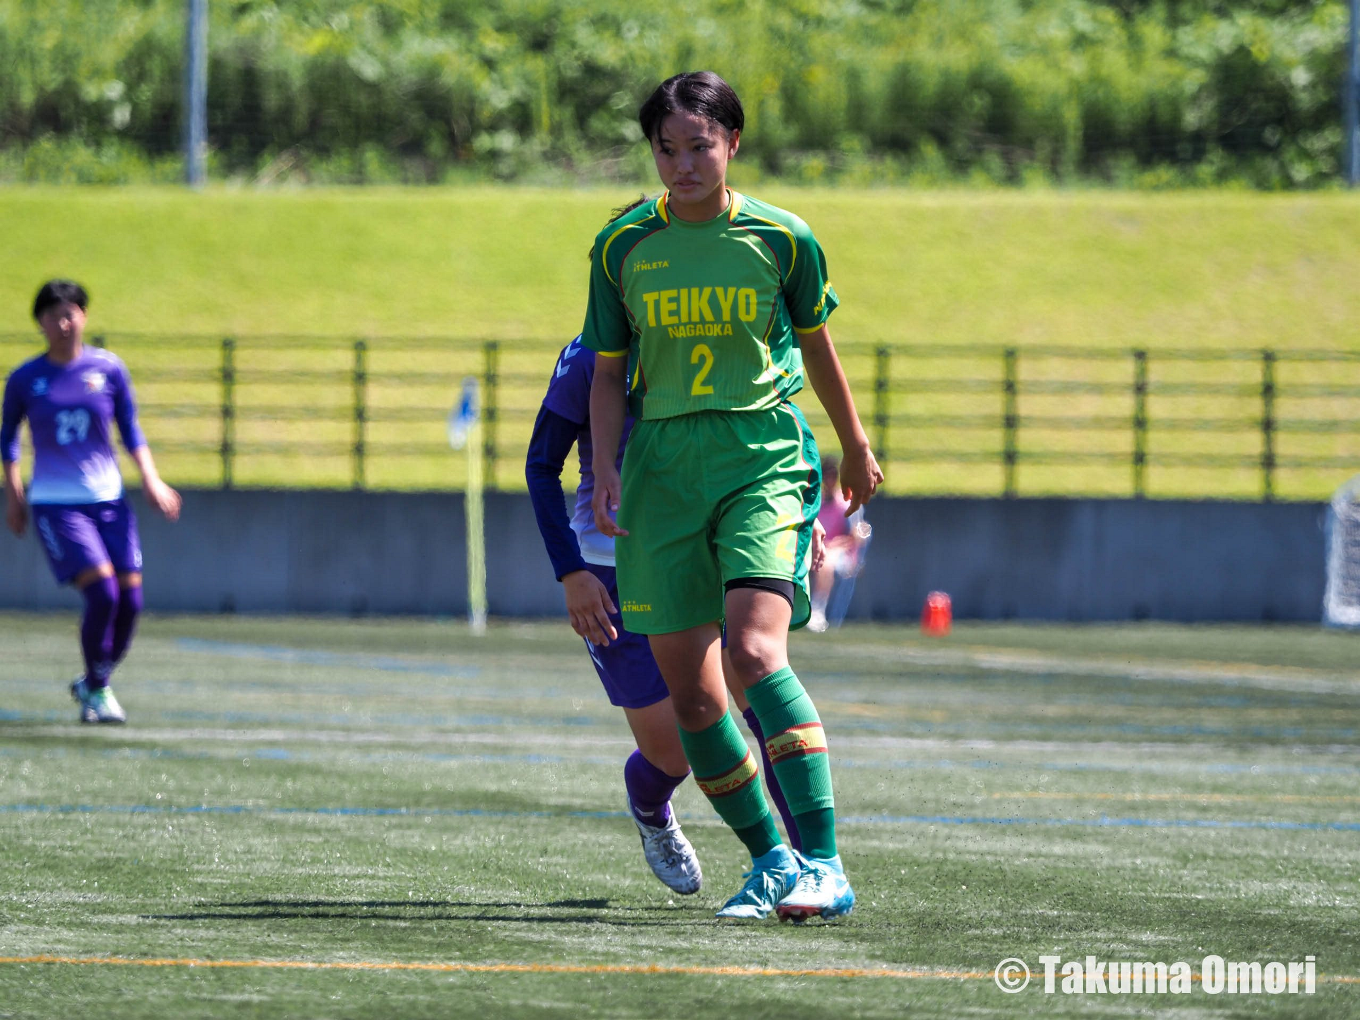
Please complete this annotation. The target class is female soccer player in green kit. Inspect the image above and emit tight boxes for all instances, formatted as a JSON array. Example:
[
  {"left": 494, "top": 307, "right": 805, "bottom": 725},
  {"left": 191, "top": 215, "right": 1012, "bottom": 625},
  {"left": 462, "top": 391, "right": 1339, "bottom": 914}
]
[{"left": 581, "top": 71, "right": 883, "bottom": 921}]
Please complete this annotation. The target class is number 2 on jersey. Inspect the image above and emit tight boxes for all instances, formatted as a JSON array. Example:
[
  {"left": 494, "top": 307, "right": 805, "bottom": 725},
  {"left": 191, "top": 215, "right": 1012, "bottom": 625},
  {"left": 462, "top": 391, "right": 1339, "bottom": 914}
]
[{"left": 690, "top": 343, "right": 715, "bottom": 396}]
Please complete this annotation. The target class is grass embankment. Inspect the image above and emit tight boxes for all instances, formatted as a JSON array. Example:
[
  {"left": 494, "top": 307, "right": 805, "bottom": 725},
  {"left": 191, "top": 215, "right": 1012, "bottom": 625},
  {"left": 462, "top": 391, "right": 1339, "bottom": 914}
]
[{"left": 1, "top": 187, "right": 1357, "bottom": 497}]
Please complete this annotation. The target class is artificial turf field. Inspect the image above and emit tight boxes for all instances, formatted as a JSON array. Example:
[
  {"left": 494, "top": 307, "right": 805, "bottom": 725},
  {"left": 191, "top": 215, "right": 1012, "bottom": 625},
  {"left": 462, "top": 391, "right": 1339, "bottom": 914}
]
[{"left": 1, "top": 613, "right": 1358, "bottom": 1018}]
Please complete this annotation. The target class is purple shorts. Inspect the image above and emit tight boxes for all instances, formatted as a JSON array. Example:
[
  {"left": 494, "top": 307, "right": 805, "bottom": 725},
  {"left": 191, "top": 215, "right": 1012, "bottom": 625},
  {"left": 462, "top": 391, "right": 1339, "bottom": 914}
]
[
  {"left": 583, "top": 564, "right": 669, "bottom": 710},
  {"left": 31, "top": 499, "right": 142, "bottom": 586}
]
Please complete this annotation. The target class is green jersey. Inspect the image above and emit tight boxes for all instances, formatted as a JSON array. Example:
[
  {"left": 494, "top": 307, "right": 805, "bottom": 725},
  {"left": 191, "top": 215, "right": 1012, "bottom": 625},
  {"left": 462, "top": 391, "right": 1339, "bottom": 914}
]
[{"left": 581, "top": 190, "right": 839, "bottom": 420}]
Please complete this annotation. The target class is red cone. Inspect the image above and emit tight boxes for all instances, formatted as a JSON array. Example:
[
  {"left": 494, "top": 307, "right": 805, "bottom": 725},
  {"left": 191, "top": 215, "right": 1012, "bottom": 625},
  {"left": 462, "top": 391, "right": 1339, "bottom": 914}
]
[{"left": 921, "top": 591, "right": 952, "bottom": 636}]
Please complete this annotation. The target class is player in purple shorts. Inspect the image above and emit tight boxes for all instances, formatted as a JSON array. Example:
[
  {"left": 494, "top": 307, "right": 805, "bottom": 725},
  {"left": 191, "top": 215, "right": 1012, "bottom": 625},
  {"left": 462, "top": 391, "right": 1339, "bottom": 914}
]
[{"left": 2, "top": 280, "right": 182, "bottom": 724}]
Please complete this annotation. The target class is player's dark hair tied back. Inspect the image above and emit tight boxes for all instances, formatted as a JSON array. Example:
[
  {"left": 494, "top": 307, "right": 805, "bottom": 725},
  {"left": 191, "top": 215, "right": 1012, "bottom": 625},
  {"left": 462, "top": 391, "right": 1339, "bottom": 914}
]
[
  {"left": 587, "top": 194, "right": 651, "bottom": 261},
  {"left": 33, "top": 279, "right": 89, "bottom": 321},
  {"left": 639, "top": 72, "right": 744, "bottom": 142}
]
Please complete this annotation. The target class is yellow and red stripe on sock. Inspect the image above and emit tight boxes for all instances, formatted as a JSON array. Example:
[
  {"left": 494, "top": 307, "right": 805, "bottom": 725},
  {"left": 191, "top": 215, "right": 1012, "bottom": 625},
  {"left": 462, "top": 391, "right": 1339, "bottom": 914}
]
[
  {"left": 765, "top": 722, "right": 828, "bottom": 764},
  {"left": 695, "top": 751, "right": 760, "bottom": 798}
]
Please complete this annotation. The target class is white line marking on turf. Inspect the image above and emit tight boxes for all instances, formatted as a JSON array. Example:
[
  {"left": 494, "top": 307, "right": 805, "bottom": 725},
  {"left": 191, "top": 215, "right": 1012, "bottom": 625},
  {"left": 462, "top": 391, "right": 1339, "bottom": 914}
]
[{"left": 839, "top": 644, "right": 1360, "bottom": 695}]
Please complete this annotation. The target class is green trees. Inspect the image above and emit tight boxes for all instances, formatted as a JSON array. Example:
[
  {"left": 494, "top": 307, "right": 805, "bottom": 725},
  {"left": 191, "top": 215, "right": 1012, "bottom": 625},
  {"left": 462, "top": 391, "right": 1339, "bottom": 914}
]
[{"left": 0, "top": 0, "right": 1348, "bottom": 186}]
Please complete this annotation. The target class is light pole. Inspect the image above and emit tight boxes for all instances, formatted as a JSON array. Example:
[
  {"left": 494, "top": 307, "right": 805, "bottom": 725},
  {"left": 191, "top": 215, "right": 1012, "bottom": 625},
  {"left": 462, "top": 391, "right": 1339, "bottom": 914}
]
[
  {"left": 185, "top": 0, "right": 208, "bottom": 187},
  {"left": 1347, "top": 0, "right": 1359, "bottom": 186}
]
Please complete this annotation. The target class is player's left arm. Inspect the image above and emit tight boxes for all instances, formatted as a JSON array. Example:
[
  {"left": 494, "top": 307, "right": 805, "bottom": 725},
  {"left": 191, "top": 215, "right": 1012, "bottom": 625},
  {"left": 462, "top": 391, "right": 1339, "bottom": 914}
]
[
  {"left": 781, "top": 219, "right": 882, "bottom": 514},
  {"left": 129, "top": 446, "right": 181, "bottom": 522},
  {"left": 113, "top": 363, "right": 181, "bottom": 521},
  {"left": 524, "top": 405, "right": 619, "bottom": 646},
  {"left": 800, "top": 325, "right": 882, "bottom": 516}
]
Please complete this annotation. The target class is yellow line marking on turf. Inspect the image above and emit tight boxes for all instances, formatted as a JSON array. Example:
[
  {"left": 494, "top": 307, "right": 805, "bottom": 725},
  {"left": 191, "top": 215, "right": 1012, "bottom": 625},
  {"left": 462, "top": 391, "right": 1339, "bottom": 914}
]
[
  {"left": 0, "top": 955, "right": 988, "bottom": 980},
  {"left": 991, "top": 792, "right": 1360, "bottom": 804},
  {"left": 3, "top": 956, "right": 1357, "bottom": 985}
]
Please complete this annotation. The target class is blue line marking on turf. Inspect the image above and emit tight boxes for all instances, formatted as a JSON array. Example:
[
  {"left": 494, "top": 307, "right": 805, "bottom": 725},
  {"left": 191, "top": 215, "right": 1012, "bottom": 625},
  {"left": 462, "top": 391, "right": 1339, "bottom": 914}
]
[
  {"left": 838, "top": 813, "right": 1360, "bottom": 832},
  {"left": 174, "top": 638, "right": 483, "bottom": 679},
  {"left": 4, "top": 803, "right": 1358, "bottom": 832},
  {"left": 0, "top": 709, "right": 69, "bottom": 723}
]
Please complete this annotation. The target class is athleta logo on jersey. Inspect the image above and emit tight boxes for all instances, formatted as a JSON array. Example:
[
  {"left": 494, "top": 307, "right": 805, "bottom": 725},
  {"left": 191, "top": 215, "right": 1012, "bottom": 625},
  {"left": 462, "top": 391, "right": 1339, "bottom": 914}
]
[
  {"left": 641, "top": 287, "right": 759, "bottom": 340},
  {"left": 82, "top": 371, "right": 106, "bottom": 393}
]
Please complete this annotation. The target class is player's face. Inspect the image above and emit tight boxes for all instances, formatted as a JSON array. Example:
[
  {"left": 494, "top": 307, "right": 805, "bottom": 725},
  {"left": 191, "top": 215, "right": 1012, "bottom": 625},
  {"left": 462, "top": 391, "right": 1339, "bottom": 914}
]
[
  {"left": 651, "top": 111, "right": 739, "bottom": 221},
  {"left": 38, "top": 301, "right": 86, "bottom": 350}
]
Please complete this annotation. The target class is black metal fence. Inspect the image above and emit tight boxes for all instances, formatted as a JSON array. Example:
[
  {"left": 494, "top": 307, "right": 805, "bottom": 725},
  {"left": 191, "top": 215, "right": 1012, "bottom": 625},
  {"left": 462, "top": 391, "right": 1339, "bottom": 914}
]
[{"left": 2, "top": 334, "right": 1357, "bottom": 500}]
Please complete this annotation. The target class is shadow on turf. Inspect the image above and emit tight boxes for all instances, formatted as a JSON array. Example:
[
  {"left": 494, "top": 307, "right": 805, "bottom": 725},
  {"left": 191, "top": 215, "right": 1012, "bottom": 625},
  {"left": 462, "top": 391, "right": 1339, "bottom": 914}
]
[
  {"left": 140, "top": 898, "right": 702, "bottom": 925},
  {"left": 228, "top": 899, "right": 617, "bottom": 909}
]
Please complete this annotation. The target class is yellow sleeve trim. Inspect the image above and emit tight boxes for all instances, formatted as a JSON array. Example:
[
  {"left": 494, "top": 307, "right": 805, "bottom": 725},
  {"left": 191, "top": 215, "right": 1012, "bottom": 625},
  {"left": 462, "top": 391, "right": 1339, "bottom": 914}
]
[
  {"left": 794, "top": 322, "right": 828, "bottom": 335},
  {"left": 599, "top": 221, "right": 637, "bottom": 287},
  {"left": 596, "top": 348, "right": 630, "bottom": 357},
  {"left": 742, "top": 210, "right": 797, "bottom": 280}
]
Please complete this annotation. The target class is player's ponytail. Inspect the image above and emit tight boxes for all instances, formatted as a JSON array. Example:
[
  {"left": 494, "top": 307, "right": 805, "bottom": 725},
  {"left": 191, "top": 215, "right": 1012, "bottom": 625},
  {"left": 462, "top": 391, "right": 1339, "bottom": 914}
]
[
  {"left": 587, "top": 194, "right": 651, "bottom": 261},
  {"left": 639, "top": 72, "right": 744, "bottom": 143}
]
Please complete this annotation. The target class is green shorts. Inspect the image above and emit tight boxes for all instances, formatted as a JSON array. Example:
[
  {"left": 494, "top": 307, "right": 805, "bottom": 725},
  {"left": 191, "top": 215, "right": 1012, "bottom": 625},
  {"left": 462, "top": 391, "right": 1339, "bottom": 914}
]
[{"left": 616, "top": 403, "right": 822, "bottom": 635}]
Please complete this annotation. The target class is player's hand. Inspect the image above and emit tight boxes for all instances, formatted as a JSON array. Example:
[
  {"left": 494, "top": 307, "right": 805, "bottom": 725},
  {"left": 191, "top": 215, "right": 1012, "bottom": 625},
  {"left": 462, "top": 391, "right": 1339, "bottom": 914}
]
[
  {"left": 592, "top": 465, "right": 628, "bottom": 538},
  {"left": 840, "top": 442, "right": 883, "bottom": 517},
  {"left": 145, "top": 478, "right": 182, "bottom": 522},
  {"left": 811, "top": 518, "right": 827, "bottom": 573},
  {"left": 4, "top": 496, "right": 27, "bottom": 536},
  {"left": 562, "top": 569, "right": 619, "bottom": 646}
]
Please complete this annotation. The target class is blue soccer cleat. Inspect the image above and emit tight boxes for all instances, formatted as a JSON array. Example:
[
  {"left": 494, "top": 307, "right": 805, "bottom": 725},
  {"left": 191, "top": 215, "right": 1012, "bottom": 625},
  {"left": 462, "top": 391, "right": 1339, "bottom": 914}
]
[
  {"left": 715, "top": 845, "right": 800, "bottom": 919},
  {"left": 71, "top": 677, "right": 126, "bottom": 725},
  {"left": 776, "top": 853, "right": 856, "bottom": 922}
]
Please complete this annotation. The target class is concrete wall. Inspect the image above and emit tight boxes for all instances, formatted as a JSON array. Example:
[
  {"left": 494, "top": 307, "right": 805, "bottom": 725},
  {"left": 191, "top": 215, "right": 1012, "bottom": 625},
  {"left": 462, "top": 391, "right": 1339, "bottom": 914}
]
[
  {"left": 849, "top": 497, "right": 1327, "bottom": 623},
  {"left": 0, "top": 490, "right": 1329, "bottom": 622}
]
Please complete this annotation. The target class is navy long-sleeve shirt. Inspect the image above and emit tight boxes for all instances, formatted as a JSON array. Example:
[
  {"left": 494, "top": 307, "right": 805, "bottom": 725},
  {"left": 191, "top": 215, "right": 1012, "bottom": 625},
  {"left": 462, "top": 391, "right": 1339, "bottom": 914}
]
[{"left": 524, "top": 336, "right": 632, "bottom": 581}]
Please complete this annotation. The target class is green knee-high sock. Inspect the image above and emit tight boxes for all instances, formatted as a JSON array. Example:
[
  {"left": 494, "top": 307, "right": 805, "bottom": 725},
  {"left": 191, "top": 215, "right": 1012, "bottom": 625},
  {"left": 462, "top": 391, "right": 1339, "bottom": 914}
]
[
  {"left": 745, "top": 666, "right": 838, "bottom": 860},
  {"left": 677, "top": 712, "right": 781, "bottom": 860}
]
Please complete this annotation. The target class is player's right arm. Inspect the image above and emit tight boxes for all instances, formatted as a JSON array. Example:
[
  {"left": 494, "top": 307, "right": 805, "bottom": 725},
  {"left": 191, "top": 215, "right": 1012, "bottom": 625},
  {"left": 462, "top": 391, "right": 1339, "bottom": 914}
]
[
  {"left": 1, "top": 371, "right": 27, "bottom": 536},
  {"left": 2, "top": 461, "right": 23, "bottom": 536},
  {"left": 579, "top": 219, "right": 635, "bottom": 540},
  {"left": 589, "top": 354, "right": 628, "bottom": 538}
]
